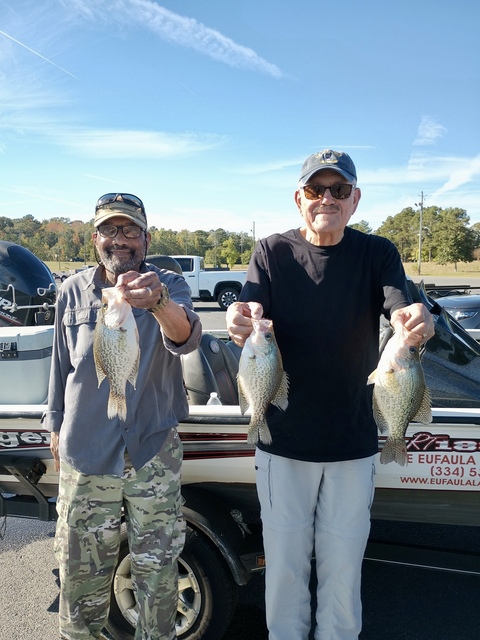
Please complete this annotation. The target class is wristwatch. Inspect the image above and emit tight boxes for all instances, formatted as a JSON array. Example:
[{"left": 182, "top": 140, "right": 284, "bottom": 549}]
[{"left": 147, "top": 283, "right": 170, "bottom": 313}]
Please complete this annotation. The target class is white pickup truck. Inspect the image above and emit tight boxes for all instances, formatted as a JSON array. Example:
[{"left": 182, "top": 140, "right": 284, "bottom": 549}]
[
  {"left": 147, "top": 254, "right": 247, "bottom": 310},
  {"left": 1, "top": 275, "right": 480, "bottom": 640}
]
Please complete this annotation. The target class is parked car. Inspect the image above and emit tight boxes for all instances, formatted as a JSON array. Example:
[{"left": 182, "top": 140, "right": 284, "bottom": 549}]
[{"left": 434, "top": 294, "right": 480, "bottom": 330}]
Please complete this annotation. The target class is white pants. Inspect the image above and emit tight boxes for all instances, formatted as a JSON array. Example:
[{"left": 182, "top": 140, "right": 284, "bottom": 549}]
[{"left": 255, "top": 449, "right": 376, "bottom": 640}]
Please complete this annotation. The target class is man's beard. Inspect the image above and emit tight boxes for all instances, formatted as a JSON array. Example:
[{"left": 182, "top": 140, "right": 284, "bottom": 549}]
[{"left": 101, "top": 246, "right": 144, "bottom": 274}]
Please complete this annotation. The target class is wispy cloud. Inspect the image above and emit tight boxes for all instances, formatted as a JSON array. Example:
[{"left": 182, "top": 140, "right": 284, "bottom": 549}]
[
  {"left": 431, "top": 154, "right": 480, "bottom": 197},
  {"left": 52, "top": 128, "right": 225, "bottom": 158},
  {"left": 0, "top": 186, "right": 84, "bottom": 209},
  {"left": 0, "top": 29, "right": 78, "bottom": 79},
  {"left": 413, "top": 116, "right": 447, "bottom": 146},
  {"left": 63, "top": 0, "right": 283, "bottom": 78}
]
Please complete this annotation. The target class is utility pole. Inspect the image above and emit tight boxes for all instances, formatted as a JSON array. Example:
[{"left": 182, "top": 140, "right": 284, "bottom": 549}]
[
  {"left": 415, "top": 192, "right": 425, "bottom": 276},
  {"left": 251, "top": 221, "right": 256, "bottom": 245}
]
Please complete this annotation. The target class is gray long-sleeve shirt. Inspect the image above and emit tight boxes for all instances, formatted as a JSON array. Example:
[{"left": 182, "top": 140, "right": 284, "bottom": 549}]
[{"left": 42, "top": 264, "right": 202, "bottom": 475}]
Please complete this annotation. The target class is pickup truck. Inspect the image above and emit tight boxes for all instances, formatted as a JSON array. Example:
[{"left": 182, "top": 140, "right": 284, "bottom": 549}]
[
  {"left": 147, "top": 254, "right": 247, "bottom": 310},
  {"left": 1, "top": 279, "right": 480, "bottom": 640}
]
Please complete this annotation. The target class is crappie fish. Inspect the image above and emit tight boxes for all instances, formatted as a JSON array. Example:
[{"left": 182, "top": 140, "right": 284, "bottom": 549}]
[
  {"left": 237, "top": 318, "right": 289, "bottom": 445},
  {"left": 94, "top": 286, "right": 140, "bottom": 421},
  {"left": 367, "top": 328, "right": 432, "bottom": 466}
]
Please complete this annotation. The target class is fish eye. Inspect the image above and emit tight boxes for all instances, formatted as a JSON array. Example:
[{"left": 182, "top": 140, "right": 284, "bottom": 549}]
[
  {"left": 409, "top": 346, "right": 417, "bottom": 353},
  {"left": 265, "top": 332, "right": 272, "bottom": 339},
  {"left": 102, "top": 302, "right": 108, "bottom": 309}
]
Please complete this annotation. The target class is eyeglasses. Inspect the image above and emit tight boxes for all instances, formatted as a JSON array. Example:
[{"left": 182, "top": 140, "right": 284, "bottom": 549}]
[
  {"left": 95, "top": 193, "right": 145, "bottom": 213},
  {"left": 302, "top": 183, "right": 354, "bottom": 201},
  {"left": 97, "top": 224, "right": 143, "bottom": 239}
]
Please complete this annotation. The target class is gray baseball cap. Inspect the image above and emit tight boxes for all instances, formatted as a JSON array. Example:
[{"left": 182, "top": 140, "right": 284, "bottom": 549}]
[{"left": 299, "top": 150, "right": 357, "bottom": 186}]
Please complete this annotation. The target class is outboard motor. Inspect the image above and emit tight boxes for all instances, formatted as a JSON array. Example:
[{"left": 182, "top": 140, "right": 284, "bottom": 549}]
[{"left": 0, "top": 241, "right": 56, "bottom": 326}]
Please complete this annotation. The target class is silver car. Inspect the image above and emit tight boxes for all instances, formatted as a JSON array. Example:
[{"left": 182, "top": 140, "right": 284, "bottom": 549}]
[{"left": 435, "top": 294, "right": 480, "bottom": 330}]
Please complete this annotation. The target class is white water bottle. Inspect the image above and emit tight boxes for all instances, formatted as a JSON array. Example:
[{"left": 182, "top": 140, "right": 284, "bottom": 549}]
[{"left": 206, "top": 392, "right": 222, "bottom": 406}]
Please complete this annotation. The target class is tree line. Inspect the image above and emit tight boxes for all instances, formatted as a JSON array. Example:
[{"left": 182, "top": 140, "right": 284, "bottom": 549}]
[
  {"left": 0, "top": 215, "right": 256, "bottom": 269},
  {"left": 1, "top": 206, "right": 479, "bottom": 270},
  {"left": 351, "top": 206, "right": 480, "bottom": 269}
]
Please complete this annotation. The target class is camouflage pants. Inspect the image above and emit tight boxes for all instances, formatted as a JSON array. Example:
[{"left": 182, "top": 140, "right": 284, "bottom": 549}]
[{"left": 54, "top": 428, "right": 185, "bottom": 640}]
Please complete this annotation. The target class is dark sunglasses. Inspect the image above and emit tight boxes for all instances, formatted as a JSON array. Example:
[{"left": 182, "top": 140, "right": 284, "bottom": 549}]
[
  {"left": 302, "top": 183, "right": 354, "bottom": 201},
  {"left": 97, "top": 224, "right": 143, "bottom": 239},
  {"left": 95, "top": 193, "right": 145, "bottom": 213}
]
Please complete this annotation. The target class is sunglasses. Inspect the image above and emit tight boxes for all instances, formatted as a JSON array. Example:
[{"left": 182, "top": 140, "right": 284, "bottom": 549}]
[
  {"left": 97, "top": 224, "right": 143, "bottom": 239},
  {"left": 95, "top": 193, "right": 145, "bottom": 213},
  {"left": 302, "top": 183, "right": 354, "bottom": 201}
]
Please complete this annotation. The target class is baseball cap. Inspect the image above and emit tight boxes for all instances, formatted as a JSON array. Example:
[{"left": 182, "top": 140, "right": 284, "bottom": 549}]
[
  {"left": 94, "top": 193, "right": 148, "bottom": 230},
  {"left": 299, "top": 150, "right": 357, "bottom": 186}
]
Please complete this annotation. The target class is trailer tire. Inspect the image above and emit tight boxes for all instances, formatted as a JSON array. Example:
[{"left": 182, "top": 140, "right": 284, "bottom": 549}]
[
  {"left": 217, "top": 287, "right": 240, "bottom": 311},
  {"left": 107, "top": 525, "right": 238, "bottom": 640}
]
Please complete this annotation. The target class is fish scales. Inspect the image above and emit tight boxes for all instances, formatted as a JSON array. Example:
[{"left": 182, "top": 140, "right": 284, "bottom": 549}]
[
  {"left": 237, "top": 318, "right": 288, "bottom": 445},
  {"left": 367, "top": 328, "right": 432, "bottom": 466},
  {"left": 94, "top": 286, "right": 140, "bottom": 421}
]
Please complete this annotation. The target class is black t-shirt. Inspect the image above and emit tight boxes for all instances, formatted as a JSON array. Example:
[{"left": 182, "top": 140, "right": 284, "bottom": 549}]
[{"left": 240, "top": 227, "right": 411, "bottom": 463}]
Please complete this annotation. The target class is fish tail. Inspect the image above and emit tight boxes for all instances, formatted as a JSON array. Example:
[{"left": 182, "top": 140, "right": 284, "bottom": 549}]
[
  {"left": 380, "top": 437, "right": 408, "bottom": 466},
  {"left": 247, "top": 417, "right": 272, "bottom": 446},
  {"left": 247, "top": 425, "right": 259, "bottom": 446},
  {"left": 107, "top": 392, "right": 127, "bottom": 421},
  {"left": 259, "top": 422, "right": 272, "bottom": 445}
]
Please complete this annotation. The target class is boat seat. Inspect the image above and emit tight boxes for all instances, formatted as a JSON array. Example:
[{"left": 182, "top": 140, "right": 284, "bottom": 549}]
[
  {"left": 225, "top": 339, "right": 243, "bottom": 362},
  {"left": 181, "top": 333, "right": 240, "bottom": 405}
]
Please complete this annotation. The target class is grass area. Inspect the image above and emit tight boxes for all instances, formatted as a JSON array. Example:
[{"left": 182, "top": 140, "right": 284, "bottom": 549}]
[
  {"left": 46, "top": 261, "right": 94, "bottom": 273},
  {"left": 46, "top": 260, "right": 480, "bottom": 278},
  {"left": 403, "top": 261, "right": 480, "bottom": 278}
]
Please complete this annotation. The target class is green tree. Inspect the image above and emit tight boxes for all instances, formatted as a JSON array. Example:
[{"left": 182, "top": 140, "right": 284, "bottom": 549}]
[
  {"left": 376, "top": 208, "right": 417, "bottom": 261},
  {"left": 349, "top": 220, "right": 372, "bottom": 234},
  {"left": 434, "top": 208, "right": 476, "bottom": 270},
  {"left": 417, "top": 206, "right": 441, "bottom": 262},
  {"left": 220, "top": 237, "right": 240, "bottom": 268},
  {"left": 207, "top": 229, "right": 229, "bottom": 267},
  {"left": 0, "top": 217, "right": 14, "bottom": 240},
  {"left": 177, "top": 229, "right": 195, "bottom": 255},
  {"left": 148, "top": 229, "right": 182, "bottom": 256}
]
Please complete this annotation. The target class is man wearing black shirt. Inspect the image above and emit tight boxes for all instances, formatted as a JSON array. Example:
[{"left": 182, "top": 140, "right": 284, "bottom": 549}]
[{"left": 226, "top": 150, "right": 434, "bottom": 640}]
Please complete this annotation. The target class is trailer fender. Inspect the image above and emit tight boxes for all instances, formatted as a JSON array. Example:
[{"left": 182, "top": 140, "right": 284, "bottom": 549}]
[{"left": 181, "top": 485, "right": 250, "bottom": 586}]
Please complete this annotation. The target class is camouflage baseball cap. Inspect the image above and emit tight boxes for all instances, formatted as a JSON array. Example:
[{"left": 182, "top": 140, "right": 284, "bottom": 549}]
[
  {"left": 94, "top": 193, "right": 148, "bottom": 230},
  {"left": 299, "top": 150, "right": 357, "bottom": 186}
]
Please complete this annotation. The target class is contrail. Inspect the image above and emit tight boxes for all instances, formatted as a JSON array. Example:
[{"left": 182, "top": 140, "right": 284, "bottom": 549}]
[{"left": 0, "top": 29, "right": 78, "bottom": 79}]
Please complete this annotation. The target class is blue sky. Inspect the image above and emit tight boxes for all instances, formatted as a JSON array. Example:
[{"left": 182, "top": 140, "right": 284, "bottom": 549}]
[{"left": 1, "top": 0, "right": 479, "bottom": 242}]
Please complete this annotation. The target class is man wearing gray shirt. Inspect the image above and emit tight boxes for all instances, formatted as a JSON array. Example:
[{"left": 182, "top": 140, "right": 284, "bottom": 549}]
[{"left": 43, "top": 193, "right": 201, "bottom": 640}]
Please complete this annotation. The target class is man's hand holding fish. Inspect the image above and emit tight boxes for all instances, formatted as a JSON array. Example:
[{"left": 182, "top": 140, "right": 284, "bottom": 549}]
[
  {"left": 390, "top": 301, "right": 435, "bottom": 346},
  {"left": 226, "top": 301, "right": 264, "bottom": 346},
  {"left": 119, "top": 270, "right": 192, "bottom": 345}
]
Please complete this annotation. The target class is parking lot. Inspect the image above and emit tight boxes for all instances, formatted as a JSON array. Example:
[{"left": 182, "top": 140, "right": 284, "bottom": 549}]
[{"left": 2, "top": 516, "right": 480, "bottom": 640}]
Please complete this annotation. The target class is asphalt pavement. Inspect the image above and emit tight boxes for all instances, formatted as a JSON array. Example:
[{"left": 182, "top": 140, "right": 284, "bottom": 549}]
[{"left": 2, "top": 517, "right": 480, "bottom": 640}]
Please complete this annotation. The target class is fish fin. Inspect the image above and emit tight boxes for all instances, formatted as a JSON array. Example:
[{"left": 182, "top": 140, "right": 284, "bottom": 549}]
[
  {"left": 247, "top": 418, "right": 272, "bottom": 446},
  {"left": 271, "top": 371, "right": 289, "bottom": 412},
  {"left": 237, "top": 380, "right": 250, "bottom": 415},
  {"left": 380, "top": 437, "right": 408, "bottom": 466},
  {"left": 366, "top": 369, "right": 377, "bottom": 385},
  {"left": 372, "top": 397, "right": 389, "bottom": 433},
  {"left": 107, "top": 393, "right": 127, "bottom": 421},
  {"left": 259, "top": 423, "right": 272, "bottom": 445},
  {"left": 247, "top": 421, "right": 260, "bottom": 445},
  {"left": 95, "top": 366, "right": 107, "bottom": 387},
  {"left": 412, "top": 387, "right": 432, "bottom": 424},
  {"left": 128, "top": 348, "right": 141, "bottom": 389},
  {"left": 93, "top": 345, "right": 107, "bottom": 387}
]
